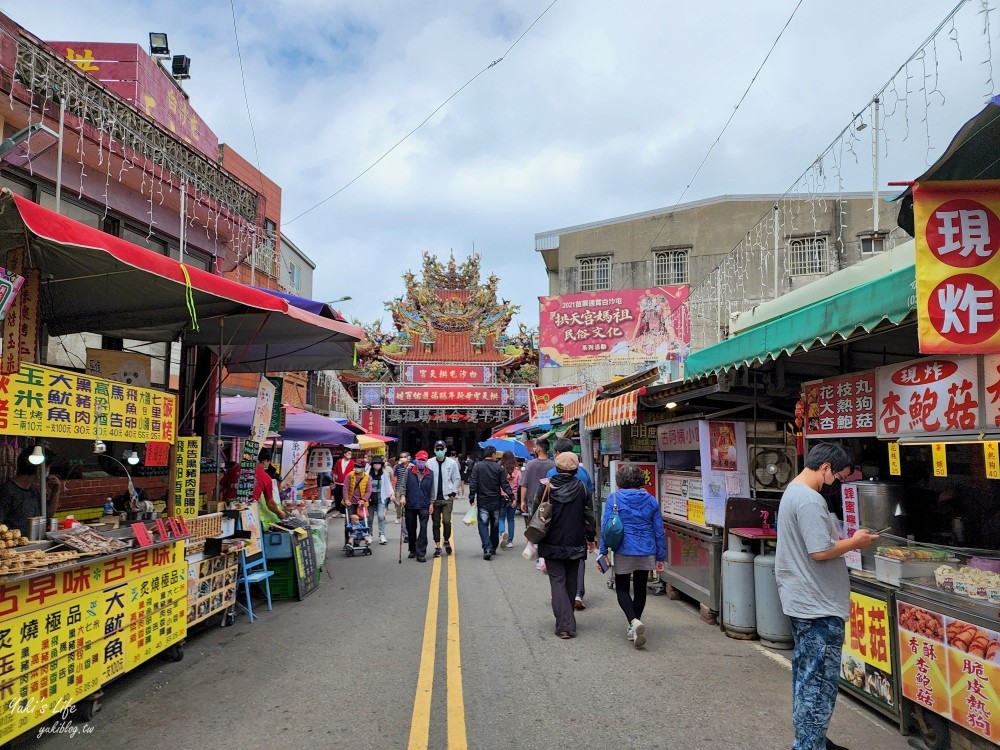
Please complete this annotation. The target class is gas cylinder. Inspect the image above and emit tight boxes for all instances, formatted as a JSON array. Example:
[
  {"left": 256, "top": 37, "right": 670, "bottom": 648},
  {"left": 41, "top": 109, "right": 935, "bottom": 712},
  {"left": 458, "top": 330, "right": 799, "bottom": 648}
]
[
  {"left": 722, "top": 534, "right": 756, "bottom": 638},
  {"left": 754, "top": 544, "right": 793, "bottom": 649}
]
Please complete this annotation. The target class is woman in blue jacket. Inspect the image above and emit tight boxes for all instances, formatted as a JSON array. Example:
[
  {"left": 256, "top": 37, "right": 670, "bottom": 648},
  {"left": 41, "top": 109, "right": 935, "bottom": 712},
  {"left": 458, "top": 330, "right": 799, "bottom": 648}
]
[{"left": 599, "top": 463, "right": 666, "bottom": 649}]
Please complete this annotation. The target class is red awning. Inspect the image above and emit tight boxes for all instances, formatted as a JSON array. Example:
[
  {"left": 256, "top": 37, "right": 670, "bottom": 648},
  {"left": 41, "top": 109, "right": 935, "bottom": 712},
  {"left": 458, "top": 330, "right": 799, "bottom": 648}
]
[{"left": 0, "top": 191, "right": 363, "bottom": 371}]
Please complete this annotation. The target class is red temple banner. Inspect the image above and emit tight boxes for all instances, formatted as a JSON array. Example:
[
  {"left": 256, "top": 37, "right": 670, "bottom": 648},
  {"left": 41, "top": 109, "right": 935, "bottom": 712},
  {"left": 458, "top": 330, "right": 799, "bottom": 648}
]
[
  {"left": 384, "top": 385, "right": 512, "bottom": 407},
  {"left": 403, "top": 364, "right": 490, "bottom": 384},
  {"left": 360, "top": 408, "right": 382, "bottom": 435}
]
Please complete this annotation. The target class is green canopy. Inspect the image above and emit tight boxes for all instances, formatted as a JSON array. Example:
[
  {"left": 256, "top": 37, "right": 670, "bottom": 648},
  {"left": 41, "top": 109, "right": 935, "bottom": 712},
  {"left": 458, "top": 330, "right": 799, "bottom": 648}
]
[{"left": 684, "top": 264, "right": 916, "bottom": 379}]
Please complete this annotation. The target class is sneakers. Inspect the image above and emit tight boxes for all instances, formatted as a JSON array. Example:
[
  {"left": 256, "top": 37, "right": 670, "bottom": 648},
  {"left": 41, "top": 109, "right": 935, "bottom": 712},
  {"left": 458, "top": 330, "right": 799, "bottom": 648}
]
[
  {"left": 444, "top": 543, "right": 452, "bottom": 555},
  {"left": 483, "top": 551, "right": 492, "bottom": 560},
  {"left": 499, "top": 530, "right": 508, "bottom": 549},
  {"left": 408, "top": 551, "right": 416, "bottom": 559},
  {"left": 631, "top": 618, "right": 646, "bottom": 648},
  {"left": 395, "top": 517, "right": 400, "bottom": 524},
  {"left": 574, "top": 597, "right": 586, "bottom": 610},
  {"left": 379, "top": 535, "right": 387, "bottom": 545},
  {"left": 434, "top": 548, "right": 442, "bottom": 558},
  {"left": 417, "top": 556, "right": 426, "bottom": 563},
  {"left": 626, "top": 625, "right": 636, "bottom": 641}
]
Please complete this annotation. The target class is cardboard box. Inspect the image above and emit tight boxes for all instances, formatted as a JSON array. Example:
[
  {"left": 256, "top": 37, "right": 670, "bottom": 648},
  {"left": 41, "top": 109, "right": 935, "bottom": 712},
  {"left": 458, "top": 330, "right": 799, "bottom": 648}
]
[{"left": 205, "top": 501, "right": 227, "bottom": 513}]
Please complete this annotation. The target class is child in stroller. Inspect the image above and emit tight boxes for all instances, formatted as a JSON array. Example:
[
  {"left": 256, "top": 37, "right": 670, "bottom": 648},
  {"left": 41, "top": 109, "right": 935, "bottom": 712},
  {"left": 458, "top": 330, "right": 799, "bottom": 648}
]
[{"left": 344, "top": 513, "right": 373, "bottom": 555}]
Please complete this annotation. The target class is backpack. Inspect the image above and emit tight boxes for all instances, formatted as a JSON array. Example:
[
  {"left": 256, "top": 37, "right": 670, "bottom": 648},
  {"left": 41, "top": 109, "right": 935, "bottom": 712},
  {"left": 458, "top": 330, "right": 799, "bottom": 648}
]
[{"left": 601, "top": 493, "right": 624, "bottom": 551}]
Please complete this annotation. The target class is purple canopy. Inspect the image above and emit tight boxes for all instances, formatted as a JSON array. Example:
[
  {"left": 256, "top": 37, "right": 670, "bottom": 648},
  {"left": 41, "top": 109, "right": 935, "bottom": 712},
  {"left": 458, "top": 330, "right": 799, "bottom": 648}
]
[
  {"left": 218, "top": 396, "right": 355, "bottom": 443},
  {"left": 255, "top": 287, "right": 348, "bottom": 322}
]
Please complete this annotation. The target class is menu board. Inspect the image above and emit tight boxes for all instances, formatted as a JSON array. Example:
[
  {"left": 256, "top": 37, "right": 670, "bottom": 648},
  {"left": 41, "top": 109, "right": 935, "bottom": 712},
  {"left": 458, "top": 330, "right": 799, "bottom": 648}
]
[
  {"left": 898, "top": 599, "right": 1000, "bottom": 743},
  {"left": 840, "top": 484, "right": 862, "bottom": 570},
  {"left": 840, "top": 590, "right": 894, "bottom": 710},
  {"left": 291, "top": 532, "right": 319, "bottom": 600},
  {"left": 0, "top": 362, "right": 175, "bottom": 442},
  {"left": 172, "top": 436, "right": 201, "bottom": 518},
  {"left": 803, "top": 373, "right": 878, "bottom": 438}
]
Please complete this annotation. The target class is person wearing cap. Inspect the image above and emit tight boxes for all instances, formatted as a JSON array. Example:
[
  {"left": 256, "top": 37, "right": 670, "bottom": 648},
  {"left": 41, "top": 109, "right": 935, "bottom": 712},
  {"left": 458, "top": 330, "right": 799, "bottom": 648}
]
[
  {"left": 468, "top": 445, "right": 516, "bottom": 560},
  {"left": 365, "top": 455, "right": 394, "bottom": 545},
  {"left": 545, "top": 437, "right": 595, "bottom": 609},
  {"left": 401, "top": 450, "right": 434, "bottom": 562},
  {"left": 535, "top": 451, "right": 596, "bottom": 639},
  {"left": 428, "top": 440, "right": 461, "bottom": 557}
]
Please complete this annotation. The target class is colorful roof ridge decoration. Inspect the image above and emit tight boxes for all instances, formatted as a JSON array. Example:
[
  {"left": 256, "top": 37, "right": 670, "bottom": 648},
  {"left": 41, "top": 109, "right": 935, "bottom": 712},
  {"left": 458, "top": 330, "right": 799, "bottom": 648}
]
[{"left": 350, "top": 252, "right": 538, "bottom": 377}]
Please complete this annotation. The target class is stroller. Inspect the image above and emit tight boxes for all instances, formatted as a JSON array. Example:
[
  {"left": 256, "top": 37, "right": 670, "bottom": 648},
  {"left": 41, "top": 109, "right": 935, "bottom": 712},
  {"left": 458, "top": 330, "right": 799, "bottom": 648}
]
[{"left": 343, "top": 503, "right": 373, "bottom": 557}]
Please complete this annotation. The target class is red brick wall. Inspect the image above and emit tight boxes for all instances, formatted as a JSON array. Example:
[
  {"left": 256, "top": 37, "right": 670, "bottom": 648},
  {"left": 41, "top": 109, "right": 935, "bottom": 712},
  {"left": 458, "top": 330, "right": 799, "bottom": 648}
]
[{"left": 58, "top": 473, "right": 219, "bottom": 513}]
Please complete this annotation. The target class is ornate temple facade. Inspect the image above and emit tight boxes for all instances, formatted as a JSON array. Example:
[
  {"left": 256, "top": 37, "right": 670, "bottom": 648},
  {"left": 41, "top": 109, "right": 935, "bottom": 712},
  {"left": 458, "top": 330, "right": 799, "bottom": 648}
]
[{"left": 350, "top": 253, "right": 537, "bottom": 455}]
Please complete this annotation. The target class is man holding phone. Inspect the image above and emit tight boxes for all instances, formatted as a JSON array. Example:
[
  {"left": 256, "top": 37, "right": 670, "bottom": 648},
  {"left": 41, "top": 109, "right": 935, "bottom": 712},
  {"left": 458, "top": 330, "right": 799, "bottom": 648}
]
[{"left": 775, "top": 443, "right": 879, "bottom": 750}]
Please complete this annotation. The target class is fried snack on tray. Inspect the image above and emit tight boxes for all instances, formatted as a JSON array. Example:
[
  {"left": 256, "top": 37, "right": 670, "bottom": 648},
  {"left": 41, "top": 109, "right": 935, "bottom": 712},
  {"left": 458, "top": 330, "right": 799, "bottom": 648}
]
[
  {"left": 898, "top": 604, "right": 944, "bottom": 640},
  {"left": 48, "top": 527, "right": 129, "bottom": 554}
]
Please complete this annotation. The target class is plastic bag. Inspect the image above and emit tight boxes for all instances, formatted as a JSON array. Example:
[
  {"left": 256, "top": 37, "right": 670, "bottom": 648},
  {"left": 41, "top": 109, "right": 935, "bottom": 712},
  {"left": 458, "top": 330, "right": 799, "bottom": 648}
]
[
  {"left": 462, "top": 506, "right": 477, "bottom": 526},
  {"left": 521, "top": 541, "right": 538, "bottom": 561},
  {"left": 538, "top": 557, "right": 547, "bottom": 574}
]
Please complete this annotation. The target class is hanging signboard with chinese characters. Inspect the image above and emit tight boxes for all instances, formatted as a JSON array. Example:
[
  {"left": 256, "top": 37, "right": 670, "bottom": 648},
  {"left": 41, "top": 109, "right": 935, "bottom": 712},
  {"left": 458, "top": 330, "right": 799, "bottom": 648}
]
[
  {"left": 538, "top": 286, "right": 690, "bottom": 367},
  {"left": 803, "top": 373, "right": 878, "bottom": 438},
  {"left": 527, "top": 386, "right": 582, "bottom": 421},
  {"left": 403, "top": 364, "right": 491, "bottom": 384},
  {"left": 360, "top": 407, "right": 382, "bottom": 436},
  {"left": 840, "top": 483, "right": 863, "bottom": 570},
  {"left": 914, "top": 181, "right": 1000, "bottom": 354},
  {"left": 985, "top": 354, "right": 1000, "bottom": 429},
  {"left": 875, "top": 355, "right": 982, "bottom": 438},
  {"left": 172, "top": 436, "right": 201, "bottom": 517},
  {"left": 383, "top": 385, "right": 516, "bottom": 407},
  {"left": 0, "top": 362, "right": 175, "bottom": 442}
]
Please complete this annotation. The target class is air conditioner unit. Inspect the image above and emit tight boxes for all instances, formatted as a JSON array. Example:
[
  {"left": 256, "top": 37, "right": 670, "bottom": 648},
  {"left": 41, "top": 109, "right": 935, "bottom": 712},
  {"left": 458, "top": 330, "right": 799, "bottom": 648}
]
[{"left": 749, "top": 444, "right": 797, "bottom": 492}]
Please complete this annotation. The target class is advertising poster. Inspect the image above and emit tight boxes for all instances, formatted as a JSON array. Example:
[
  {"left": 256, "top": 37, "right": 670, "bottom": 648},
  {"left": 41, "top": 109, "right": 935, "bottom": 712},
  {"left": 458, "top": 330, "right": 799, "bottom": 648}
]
[
  {"left": 528, "top": 386, "right": 583, "bottom": 421},
  {"left": 538, "top": 286, "right": 690, "bottom": 367},
  {"left": 708, "top": 422, "right": 738, "bottom": 471},
  {"left": 913, "top": 181, "right": 1000, "bottom": 354},
  {"left": 85, "top": 348, "right": 153, "bottom": 388},
  {"left": 840, "top": 591, "right": 894, "bottom": 709},
  {"left": 609, "top": 460, "right": 657, "bottom": 498},
  {"left": 172, "top": 436, "right": 201, "bottom": 518},
  {"left": 897, "top": 600, "right": 1000, "bottom": 743},
  {"left": 698, "top": 421, "right": 748, "bottom": 527}
]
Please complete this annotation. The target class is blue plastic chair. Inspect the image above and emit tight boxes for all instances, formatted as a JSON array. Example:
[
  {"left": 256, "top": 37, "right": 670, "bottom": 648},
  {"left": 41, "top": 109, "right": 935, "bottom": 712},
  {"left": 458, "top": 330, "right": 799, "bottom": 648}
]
[{"left": 235, "top": 512, "right": 274, "bottom": 623}]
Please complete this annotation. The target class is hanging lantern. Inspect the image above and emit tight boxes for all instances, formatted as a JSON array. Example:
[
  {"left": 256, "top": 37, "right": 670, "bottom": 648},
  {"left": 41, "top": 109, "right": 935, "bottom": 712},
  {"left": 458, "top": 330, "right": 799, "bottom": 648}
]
[{"left": 306, "top": 447, "right": 334, "bottom": 474}]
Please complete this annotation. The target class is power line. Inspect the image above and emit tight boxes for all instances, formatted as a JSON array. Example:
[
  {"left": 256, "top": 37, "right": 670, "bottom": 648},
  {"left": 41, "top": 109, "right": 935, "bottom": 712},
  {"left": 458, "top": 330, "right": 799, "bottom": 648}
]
[
  {"left": 230, "top": 0, "right": 266, "bottom": 194},
  {"left": 284, "top": 0, "right": 561, "bottom": 226}
]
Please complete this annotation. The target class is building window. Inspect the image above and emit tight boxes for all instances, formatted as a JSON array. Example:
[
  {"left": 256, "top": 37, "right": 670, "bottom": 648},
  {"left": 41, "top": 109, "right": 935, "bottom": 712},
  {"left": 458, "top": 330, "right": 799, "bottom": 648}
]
[
  {"left": 859, "top": 234, "right": 886, "bottom": 255},
  {"left": 787, "top": 236, "right": 828, "bottom": 275},
  {"left": 288, "top": 261, "right": 301, "bottom": 292},
  {"left": 579, "top": 256, "right": 610, "bottom": 291},
  {"left": 653, "top": 249, "right": 689, "bottom": 285}
]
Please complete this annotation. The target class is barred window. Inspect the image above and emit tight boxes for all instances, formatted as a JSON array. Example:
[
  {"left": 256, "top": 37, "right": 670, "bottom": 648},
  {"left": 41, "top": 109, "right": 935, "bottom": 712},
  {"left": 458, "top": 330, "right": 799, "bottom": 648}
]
[
  {"left": 654, "top": 249, "right": 689, "bottom": 285},
  {"left": 860, "top": 235, "right": 885, "bottom": 255},
  {"left": 787, "top": 237, "right": 828, "bottom": 275},
  {"left": 579, "top": 256, "right": 610, "bottom": 291}
]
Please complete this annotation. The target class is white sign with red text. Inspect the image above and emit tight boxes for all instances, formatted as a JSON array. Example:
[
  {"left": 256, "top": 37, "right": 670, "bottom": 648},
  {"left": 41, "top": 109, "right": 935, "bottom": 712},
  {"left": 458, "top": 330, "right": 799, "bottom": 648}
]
[{"left": 875, "top": 355, "right": 982, "bottom": 438}]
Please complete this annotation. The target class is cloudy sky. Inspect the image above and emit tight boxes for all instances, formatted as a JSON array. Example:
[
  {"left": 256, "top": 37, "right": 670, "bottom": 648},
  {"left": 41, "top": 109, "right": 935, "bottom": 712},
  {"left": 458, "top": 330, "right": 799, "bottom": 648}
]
[{"left": 2, "top": 1, "right": 997, "bottom": 330}]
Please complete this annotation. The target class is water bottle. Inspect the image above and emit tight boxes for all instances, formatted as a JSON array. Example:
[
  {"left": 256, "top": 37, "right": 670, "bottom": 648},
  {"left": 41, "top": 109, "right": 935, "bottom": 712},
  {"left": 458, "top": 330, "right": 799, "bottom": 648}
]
[{"left": 103, "top": 497, "right": 115, "bottom": 515}]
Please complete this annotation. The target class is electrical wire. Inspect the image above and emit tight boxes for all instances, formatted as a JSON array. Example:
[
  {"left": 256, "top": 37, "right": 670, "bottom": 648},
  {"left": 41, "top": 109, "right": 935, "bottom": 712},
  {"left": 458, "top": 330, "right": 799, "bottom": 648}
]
[
  {"left": 229, "top": 0, "right": 267, "bottom": 196},
  {"left": 284, "top": 0, "right": 561, "bottom": 226}
]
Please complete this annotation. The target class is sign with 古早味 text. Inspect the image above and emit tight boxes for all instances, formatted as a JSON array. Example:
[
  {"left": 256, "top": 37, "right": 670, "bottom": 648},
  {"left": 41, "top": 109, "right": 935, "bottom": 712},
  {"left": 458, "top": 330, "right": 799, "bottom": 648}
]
[
  {"left": 914, "top": 181, "right": 1000, "bottom": 354},
  {"left": 0, "top": 362, "right": 175, "bottom": 442},
  {"left": 875, "top": 355, "right": 981, "bottom": 438}
]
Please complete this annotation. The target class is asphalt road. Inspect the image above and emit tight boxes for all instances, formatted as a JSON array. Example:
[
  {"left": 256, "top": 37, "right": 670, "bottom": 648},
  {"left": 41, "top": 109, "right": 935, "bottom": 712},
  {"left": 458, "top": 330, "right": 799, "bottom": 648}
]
[{"left": 24, "top": 508, "right": 914, "bottom": 750}]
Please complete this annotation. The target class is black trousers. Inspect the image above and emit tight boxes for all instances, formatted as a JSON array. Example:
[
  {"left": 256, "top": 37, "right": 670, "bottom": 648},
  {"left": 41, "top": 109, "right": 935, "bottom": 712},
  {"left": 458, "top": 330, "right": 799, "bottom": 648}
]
[{"left": 405, "top": 507, "right": 430, "bottom": 558}]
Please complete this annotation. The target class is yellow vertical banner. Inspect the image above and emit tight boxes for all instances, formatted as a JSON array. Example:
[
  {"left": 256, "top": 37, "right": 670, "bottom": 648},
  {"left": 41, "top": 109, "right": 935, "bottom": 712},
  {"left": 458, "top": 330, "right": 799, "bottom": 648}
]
[
  {"left": 171, "top": 436, "right": 201, "bottom": 518},
  {"left": 932, "top": 443, "right": 948, "bottom": 476},
  {"left": 985, "top": 441, "right": 1000, "bottom": 479},
  {"left": 888, "top": 442, "right": 901, "bottom": 475}
]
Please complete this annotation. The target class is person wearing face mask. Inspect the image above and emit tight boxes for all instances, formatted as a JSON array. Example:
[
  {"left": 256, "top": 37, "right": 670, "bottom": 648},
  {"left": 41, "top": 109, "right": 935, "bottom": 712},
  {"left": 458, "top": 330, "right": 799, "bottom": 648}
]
[
  {"left": 365, "top": 455, "right": 394, "bottom": 545},
  {"left": 400, "top": 450, "right": 434, "bottom": 562},
  {"left": 392, "top": 453, "right": 411, "bottom": 541},
  {"left": 330, "top": 449, "right": 355, "bottom": 518},
  {"left": 428, "top": 440, "right": 461, "bottom": 557},
  {"left": 344, "top": 462, "right": 372, "bottom": 545},
  {"left": 468, "top": 446, "right": 515, "bottom": 560}
]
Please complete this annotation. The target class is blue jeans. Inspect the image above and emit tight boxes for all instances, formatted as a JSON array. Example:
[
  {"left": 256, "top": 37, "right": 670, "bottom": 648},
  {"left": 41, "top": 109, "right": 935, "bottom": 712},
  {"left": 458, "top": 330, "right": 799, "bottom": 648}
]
[
  {"left": 477, "top": 507, "right": 500, "bottom": 553},
  {"left": 497, "top": 505, "right": 517, "bottom": 543},
  {"left": 376, "top": 497, "right": 387, "bottom": 537},
  {"left": 790, "top": 616, "right": 844, "bottom": 750}
]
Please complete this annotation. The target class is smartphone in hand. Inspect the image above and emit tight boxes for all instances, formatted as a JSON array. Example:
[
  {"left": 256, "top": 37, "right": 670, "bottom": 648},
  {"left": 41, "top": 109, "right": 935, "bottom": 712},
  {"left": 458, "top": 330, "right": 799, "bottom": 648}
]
[{"left": 596, "top": 555, "right": 610, "bottom": 574}]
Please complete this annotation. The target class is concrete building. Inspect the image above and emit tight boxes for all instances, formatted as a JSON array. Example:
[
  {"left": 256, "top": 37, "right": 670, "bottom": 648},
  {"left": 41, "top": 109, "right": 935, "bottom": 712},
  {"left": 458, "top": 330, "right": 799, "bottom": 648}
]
[{"left": 535, "top": 192, "right": 909, "bottom": 388}]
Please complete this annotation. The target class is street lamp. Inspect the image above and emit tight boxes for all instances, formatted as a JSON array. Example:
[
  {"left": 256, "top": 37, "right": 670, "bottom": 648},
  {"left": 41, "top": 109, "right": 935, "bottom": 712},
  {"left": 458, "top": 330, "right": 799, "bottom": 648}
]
[{"left": 326, "top": 296, "right": 352, "bottom": 304}]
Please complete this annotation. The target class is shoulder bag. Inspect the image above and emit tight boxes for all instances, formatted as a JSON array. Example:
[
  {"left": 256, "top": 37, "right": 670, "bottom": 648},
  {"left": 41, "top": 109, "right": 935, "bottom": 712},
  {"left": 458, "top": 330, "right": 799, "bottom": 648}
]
[
  {"left": 524, "top": 483, "right": 553, "bottom": 544},
  {"left": 601, "top": 492, "right": 625, "bottom": 551}
]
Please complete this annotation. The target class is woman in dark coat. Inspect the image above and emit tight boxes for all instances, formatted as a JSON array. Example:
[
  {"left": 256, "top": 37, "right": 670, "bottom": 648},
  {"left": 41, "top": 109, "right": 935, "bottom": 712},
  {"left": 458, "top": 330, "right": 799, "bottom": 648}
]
[{"left": 535, "top": 451, "right": 596, "bottom": 639}]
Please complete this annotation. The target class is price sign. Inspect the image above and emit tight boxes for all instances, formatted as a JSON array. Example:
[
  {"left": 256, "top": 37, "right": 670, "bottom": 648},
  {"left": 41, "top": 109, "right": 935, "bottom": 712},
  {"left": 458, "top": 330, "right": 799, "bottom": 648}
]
[
  {"left": 932, "top": 443, "right": 948, "bottom": 477},
  {"left": 985, "top": 442, "right": 1000, "bottom": 479},
  {"left": 888, "top": 442, "right": 901, "bottom": 476}
]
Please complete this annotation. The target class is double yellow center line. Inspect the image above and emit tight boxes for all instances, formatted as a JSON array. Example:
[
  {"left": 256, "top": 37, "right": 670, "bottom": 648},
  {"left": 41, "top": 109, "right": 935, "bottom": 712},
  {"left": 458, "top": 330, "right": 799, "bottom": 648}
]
[{"left": 407, "top": 535, "right": 468, "bottom": 750}]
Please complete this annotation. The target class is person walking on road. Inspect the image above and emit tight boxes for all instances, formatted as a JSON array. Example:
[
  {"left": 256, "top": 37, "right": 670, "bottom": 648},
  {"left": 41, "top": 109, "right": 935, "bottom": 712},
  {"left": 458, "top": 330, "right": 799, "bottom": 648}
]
[
  {"left": 401, "top": 450, "right": 434, "bottom": 563},
  {"left": 468, "top": 446, "right": 515, "bottom": 560},
  {"left": 366, "top": 455, "right": 394, "bottom": 545},
  {"left": 497, "top": 450, "right": 521, "bottom": 550},
  {"left": 428, "top": 440, "right": 461, "bottom": 557},
  {"left": 546, "top": 438, "right": 594, "bottom": 610},
  {"left": 599, "top": 463, "right": 666, "bottom": 649},
  {"left": 775, "top": 443, "right": 879, "bottom": 750},
  {"left": 393, "top": 452, "right": 410, "bottom": 537},
  {"left": 536, "top": 451, "right": 595, "bottom": 639}
]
